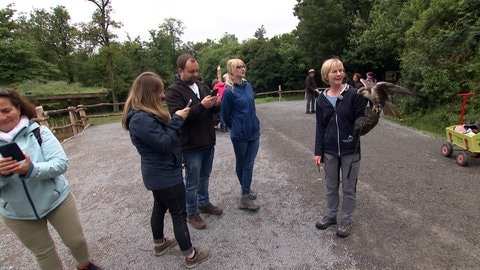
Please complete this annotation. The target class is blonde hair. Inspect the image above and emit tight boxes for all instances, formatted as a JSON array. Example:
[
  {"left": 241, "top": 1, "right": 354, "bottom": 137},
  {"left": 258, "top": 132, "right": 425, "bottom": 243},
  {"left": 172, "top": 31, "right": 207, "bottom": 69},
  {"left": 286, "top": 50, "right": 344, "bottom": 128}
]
[
  {"left": 121, "top": 72, "right": 171, "bottom": 130},
  {"left": 320, "top": 58, "right": 344, "bottom": 85}
]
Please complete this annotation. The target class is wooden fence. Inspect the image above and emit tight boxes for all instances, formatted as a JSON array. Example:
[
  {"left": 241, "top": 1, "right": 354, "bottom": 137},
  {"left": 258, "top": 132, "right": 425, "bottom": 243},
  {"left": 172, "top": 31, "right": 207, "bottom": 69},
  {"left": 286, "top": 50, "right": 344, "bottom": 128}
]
[
  {"left": 35, "top": 87, "right": 316, "bottom": 141},
  {"left": 35, "top": 102, "right": 125, "bottom": 142}
]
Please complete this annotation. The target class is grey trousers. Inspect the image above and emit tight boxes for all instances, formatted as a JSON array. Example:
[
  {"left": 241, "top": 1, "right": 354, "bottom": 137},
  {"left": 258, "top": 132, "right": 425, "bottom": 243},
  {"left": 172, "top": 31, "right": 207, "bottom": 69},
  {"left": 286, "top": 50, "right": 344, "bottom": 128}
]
[
  {"left": 0, "top": 192, "right": 90, "bottom": 269},
  {"left": 323, "top": 152, "right": 360, "bottom": 225}
]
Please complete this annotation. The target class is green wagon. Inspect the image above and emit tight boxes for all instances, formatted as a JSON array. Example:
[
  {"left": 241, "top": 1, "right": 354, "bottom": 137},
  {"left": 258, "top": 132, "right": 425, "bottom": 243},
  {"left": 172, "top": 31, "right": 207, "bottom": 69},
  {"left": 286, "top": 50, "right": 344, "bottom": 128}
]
[{"left": 441, "top": 93, "right": 480, "bottom": 166}]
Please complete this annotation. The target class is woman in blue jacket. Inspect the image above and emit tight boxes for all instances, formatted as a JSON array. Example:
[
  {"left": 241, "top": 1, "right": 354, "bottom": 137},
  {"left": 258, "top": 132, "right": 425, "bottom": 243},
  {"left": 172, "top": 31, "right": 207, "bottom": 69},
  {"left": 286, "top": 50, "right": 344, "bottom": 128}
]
[
  {"left": 313, "top": 58, "right": 368, "bottom": 238},
  {"left": 0, "top": 88, "right": 101, "bottom": 270},
  {"left": 121, "top": 72, "right": 209, "bottom": 268},
  {"left": 221, "top": 59, "right": 261, "bottom": 211}
]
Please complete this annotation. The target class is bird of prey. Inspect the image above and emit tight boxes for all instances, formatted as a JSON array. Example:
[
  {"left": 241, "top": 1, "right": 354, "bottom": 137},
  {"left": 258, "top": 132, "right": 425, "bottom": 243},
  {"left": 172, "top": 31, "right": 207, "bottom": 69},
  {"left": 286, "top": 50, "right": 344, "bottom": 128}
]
[{"left": 357, "top": 78, "right": 415, "bottom": 116}]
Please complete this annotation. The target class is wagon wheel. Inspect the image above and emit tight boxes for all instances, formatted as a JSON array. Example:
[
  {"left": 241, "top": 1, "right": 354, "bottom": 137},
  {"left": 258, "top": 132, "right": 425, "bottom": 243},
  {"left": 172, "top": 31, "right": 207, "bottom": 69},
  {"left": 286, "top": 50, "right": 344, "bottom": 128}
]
[
  {"left": 441, "top": 143, "right": 453, "bottom": 157},
  {"left": 456, "top": 151, "right": 469, "bottom": 166}
]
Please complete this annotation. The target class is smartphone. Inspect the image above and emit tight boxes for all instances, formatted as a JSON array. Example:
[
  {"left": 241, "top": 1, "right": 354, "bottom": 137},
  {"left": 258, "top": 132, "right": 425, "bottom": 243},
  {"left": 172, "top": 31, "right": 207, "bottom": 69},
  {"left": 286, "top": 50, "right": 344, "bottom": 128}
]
[
  {"left": 210, "top": 89, "right": 218, "bottom": 96},
  {"left": 186, "top": 99, "right": 192, "bottom": 107},
  {"left": 0, "top": 142, "right": 25, "bottom": 161}
]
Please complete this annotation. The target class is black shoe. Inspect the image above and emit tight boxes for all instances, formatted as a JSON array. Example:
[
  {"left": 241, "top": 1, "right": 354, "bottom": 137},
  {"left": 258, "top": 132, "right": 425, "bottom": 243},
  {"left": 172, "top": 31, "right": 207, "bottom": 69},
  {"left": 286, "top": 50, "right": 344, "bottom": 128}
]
[
  {"left": 336, "top": 223, "right": 352, "bottom": 238},
  {"left": 315, "top": 216, "right": 337, "bottom": 230}
]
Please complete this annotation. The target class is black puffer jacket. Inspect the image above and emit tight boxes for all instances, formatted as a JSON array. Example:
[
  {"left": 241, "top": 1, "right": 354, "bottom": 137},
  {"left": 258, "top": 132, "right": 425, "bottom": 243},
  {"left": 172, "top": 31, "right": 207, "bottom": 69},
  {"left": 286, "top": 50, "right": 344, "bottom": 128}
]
[{"left": 165, "top": 77, "right": 219, "bottom": 153}]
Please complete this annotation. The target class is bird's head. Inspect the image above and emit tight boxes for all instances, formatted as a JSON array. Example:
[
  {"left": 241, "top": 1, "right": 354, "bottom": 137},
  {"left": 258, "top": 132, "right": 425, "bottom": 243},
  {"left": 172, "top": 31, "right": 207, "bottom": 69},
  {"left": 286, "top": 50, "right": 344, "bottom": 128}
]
[{"left": 357, "top": 79, "right": 377, "bottom": 101}]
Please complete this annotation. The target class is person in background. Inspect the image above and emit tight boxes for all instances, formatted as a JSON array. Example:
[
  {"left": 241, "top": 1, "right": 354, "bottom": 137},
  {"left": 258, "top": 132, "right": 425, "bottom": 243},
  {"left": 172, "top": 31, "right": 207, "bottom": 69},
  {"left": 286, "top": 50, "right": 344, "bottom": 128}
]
[
  {"left": 221, "top": 59, "right": 261, "bottom": 211},
  {"left": 165, "top": 54, "right": 223, "bottom": 230},
  {"left": 305, "top": 69, "right": 318, "bottom": 114},
  {"left": 352, "top": 73, "right": 363, "bottom": 89},
  {"left": 342, "top": 72, "right": 353, "bottom": 85},
  {"left": 213, "top": 73, "right": 229, "bottom": 132},
  {"left": 121, "top": 72, "right": 210, "bottom": 268},
  {"left": 366, "top": 71, "right": 377, "bottom": 83},
  {"left": 313, "top": 58, "right": 368, "bottom": 238},
  {"left": 0, "top": 87, "right": 102, "bottom": 270}
]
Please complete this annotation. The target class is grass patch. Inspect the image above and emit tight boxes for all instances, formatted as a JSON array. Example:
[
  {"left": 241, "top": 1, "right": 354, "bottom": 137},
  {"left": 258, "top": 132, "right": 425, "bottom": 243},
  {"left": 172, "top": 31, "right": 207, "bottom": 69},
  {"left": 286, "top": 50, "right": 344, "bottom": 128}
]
[
  {"left": 88, "top": 115, "right": 122, "bottom": 125},
  {"left": 15, "top": 81, "right": 106, "bottom": 96}
]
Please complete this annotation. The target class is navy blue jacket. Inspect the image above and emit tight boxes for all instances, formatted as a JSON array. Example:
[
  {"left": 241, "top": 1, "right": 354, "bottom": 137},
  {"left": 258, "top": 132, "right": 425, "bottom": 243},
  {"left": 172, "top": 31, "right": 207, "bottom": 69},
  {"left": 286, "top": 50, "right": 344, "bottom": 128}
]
[
  {"left": 221, "top": 81, "right": 260, "bottom": 142},
  {"left": 126, "top": 110, "right": 184, "bottom": 190},
  {"left": 314, "top": 85, "right": 367, "bottom": 157}
]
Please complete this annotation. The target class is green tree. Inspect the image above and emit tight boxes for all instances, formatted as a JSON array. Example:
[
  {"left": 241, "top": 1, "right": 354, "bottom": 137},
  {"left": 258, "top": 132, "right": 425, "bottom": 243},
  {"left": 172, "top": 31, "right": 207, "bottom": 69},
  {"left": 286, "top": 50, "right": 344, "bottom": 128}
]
[
  {"left": 196, "top": 33, "right": 241, "bottom": 86},
  {"left": 0, "top": 6, "right": 58, "bottom": 85},
  {"left": 0, "top": 4, "right": 17, "bottom": 40},
  {"left": 84, "top": 0, "right": 122, "bottom": 111},
  {"left": 146, "top": 18, "right": 185, "bottom": 82},
  {"left": 400, "top": 0, "right": 480, "bottom": 110},
  {"left": 254, "top": 25, "right": 267, "bottom": 40},
  {"left": 294, "top": 0, "right": 350, "bottom": 68},
  {"left": 19, "top": 6, "right": 80, "bottom": 83}
]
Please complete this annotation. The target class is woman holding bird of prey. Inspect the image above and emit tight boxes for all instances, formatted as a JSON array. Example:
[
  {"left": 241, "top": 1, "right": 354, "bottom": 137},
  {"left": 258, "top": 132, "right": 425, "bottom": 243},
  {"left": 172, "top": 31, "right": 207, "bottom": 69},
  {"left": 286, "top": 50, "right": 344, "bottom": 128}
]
[{"left": 313, "top": 58, "right": 376, "bottom": 238}]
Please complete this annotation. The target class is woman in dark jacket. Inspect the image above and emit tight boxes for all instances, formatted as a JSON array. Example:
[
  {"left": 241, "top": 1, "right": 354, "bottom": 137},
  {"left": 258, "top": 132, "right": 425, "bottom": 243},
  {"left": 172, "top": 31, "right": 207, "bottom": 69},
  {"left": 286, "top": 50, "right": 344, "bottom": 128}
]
[
  {"left": 121, "top": 72, "right": 209, "bottom": 268},
  {"left": 313, "top": 58, "right": 367, "bottom": 238}
]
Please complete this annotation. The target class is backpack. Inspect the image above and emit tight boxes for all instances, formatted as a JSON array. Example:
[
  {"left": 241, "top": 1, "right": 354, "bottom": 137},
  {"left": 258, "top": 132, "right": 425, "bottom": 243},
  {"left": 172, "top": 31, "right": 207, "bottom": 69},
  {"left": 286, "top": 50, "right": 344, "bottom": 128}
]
[{"left": 32, "top": 127, "right": 42, "bottom": 146}]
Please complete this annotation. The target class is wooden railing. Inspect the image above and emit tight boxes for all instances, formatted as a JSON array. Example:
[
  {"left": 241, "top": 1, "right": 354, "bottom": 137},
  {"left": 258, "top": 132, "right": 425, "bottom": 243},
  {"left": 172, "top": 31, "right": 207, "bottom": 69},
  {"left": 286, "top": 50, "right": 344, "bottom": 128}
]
[
  {"left": 35, "top": 102, "right": 125, "bottom": 141},
  {"left": 255, "top": 86, "right": 326, "bottom": 100},
  {"left": 34, "top": 87, "right": 322, "bottom": 141}
]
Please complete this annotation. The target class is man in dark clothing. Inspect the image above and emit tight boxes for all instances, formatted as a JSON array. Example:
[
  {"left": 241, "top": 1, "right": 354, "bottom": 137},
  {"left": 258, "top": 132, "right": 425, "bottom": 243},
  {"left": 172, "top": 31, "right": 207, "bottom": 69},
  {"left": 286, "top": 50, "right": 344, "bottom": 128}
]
[
  {"left": 165, "top": 54, "right": 223, "bottom": 230},
  {"left": 305, "top": 69, "right": 318, "bottom": 114}
]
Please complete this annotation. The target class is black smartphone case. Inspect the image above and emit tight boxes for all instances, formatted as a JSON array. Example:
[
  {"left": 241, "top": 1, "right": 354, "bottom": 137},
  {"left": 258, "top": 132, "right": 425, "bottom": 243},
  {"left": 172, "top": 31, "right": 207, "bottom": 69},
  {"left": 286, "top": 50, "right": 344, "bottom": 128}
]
[{"left": 0, "top": 142, "right": 25, "bottom": 161}]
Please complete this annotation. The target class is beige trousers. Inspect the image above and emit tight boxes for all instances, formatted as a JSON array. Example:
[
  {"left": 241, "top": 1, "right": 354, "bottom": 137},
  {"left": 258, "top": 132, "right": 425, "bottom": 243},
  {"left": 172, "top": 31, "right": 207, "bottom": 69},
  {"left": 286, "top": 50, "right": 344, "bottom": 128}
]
[{"left": 0, "top": 192, "right": 90, "bottom": 270}]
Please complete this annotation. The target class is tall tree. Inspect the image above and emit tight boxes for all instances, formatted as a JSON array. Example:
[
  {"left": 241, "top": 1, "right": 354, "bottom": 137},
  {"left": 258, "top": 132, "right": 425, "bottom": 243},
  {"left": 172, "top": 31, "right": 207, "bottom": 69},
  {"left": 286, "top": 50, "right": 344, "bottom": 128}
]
[
  {"left": 145, "top": 18, "right": 185, "bottom": 83},
  {"left": 294, "top": 0, "right": 350, "bottom": 68},
  {"left": 400, "top": 0, "right": 480, "bottom": 109},
  {"left": 254, "top": 25, "right": 267, "bottom": 40},
  {"left": 19, "top": 6, "right": 80, "bottom": 83},
  {"left": 0, "top": 6, "right": 57, "bottom": 85},
  {"left": 85, "top": 0, "right": 122, "bottom": 111}
]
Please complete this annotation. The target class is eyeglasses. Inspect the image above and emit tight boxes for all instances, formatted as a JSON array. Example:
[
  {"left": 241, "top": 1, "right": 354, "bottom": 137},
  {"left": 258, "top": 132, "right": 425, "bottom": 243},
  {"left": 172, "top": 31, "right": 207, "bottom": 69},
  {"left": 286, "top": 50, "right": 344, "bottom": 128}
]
[{"left": 235, "top": 65, "right": 246, "bottom": 70}]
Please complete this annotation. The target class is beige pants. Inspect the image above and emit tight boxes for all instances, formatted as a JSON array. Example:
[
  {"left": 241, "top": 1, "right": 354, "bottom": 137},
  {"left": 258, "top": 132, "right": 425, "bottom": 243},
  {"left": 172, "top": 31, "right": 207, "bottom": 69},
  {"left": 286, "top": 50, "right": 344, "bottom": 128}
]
[{"left": 1, "top": 192, "right": 90, "bottom": 270}]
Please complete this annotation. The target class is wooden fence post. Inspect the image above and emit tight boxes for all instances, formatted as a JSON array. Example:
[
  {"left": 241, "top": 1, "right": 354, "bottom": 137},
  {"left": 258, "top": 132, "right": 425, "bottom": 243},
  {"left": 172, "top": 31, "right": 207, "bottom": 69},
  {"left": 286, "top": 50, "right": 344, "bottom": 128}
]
[
  {"left": 68, "top": 106, "right": 78, "bottom": 135},
  {"left": 35, "top": 106, "right": 49, "bottom": 127},
  {"left": 77, "top": 105, "right": 89, "bottom": 129},
  {"left": 278, "top": 85, "right": 282, "bottom": 101}
]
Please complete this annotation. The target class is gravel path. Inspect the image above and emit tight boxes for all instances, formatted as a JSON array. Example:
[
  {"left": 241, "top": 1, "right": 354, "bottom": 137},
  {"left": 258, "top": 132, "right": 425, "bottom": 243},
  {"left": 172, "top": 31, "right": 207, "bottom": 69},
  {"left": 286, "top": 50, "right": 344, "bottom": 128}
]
[{"left": 1, "top": 100, "right": 478, "bottom": 269}]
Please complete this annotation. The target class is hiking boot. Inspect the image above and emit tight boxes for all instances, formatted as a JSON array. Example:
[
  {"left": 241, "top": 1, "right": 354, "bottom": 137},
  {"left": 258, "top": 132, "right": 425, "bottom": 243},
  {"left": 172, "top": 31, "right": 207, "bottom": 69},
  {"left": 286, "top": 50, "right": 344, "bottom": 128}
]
[
  {"left": 187, "top": 214, "right": 206, "bottom": 229},
  {"left": 239, "top": 195, "right": 260, "bottom": 211},
  {"left": 76, "top": 261, "right": 102, "bottom": 270},
  {"left": 336, "top": 222, "right": 352, "bottom": 238},
  {"left": 198, "top": 203, "right": 223, "bottom": 215},
  {"left": 315, "top": 216, "right": 337, "bottom": 230},
  {"left": 184, "top": 246, "right": 210, "bottom": 269},
  {"left": 248, "top": 190, "right": 257, "bottom": 200},
  {"left": 154, "top": 236, "right": 177, "bottom": 256}
]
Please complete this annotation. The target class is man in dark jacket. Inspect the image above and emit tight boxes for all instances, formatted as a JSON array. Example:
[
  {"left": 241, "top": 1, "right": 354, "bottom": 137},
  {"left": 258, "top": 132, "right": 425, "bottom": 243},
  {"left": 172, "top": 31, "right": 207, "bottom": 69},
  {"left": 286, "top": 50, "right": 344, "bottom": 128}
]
[
  {"left": 165, "top": 54, "right": 223, "bottom": 230},
  {"left": 305, "top": 69, "right": 318, "bottom": 114}
]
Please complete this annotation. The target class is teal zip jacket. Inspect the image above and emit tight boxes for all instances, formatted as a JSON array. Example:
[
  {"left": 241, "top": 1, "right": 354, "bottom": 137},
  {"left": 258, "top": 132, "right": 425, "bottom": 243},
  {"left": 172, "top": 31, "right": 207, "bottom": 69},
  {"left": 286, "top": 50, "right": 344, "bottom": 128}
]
[
  {"left": 0, "top": 121, "right": 69, "bottom": 220},
  {"left": 221, "top": 80, "right": 260, "bottom": 142}
]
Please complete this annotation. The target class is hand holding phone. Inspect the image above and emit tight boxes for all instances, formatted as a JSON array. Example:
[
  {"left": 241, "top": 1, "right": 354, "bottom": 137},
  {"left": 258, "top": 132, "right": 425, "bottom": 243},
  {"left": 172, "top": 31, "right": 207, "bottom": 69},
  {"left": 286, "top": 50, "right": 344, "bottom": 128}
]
[
  {"left": 0, "top": 142, "right": 25, "bottom": 161},
  {"left": 210, "top": 89, "right": 218, "bottom": 96}
]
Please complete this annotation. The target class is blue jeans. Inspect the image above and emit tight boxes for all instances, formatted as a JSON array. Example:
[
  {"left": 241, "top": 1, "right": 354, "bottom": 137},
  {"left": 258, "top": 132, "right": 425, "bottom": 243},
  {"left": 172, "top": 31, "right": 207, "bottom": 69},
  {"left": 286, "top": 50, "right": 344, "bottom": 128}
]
[
  {"left": 231, "top": 138, "right": 260, "bottom": 195},
  {"left": 151, "top": 183, "right": 193, "bottom": 256},
  {"left": 183, "top": 147, "right": 214, "bottom": 216}
]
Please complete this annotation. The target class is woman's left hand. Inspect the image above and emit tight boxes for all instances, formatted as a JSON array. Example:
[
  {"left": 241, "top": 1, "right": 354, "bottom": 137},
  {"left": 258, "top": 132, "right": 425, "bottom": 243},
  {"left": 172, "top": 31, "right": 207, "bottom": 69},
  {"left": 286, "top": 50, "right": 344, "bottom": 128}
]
[{"left": 0, "top": 154, "right": 31, "bottom": 176}]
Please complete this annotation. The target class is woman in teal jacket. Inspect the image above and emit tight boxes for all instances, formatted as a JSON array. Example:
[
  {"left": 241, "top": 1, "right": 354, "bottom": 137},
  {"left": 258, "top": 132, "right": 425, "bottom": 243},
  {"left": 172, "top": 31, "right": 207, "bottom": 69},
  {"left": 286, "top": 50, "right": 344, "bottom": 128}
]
[
  {"left": 0, "top": 87, "right": 101, "bottom": 270},
  {"left": 221, "top": 59, "right": 261, "bottom": 211}
]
